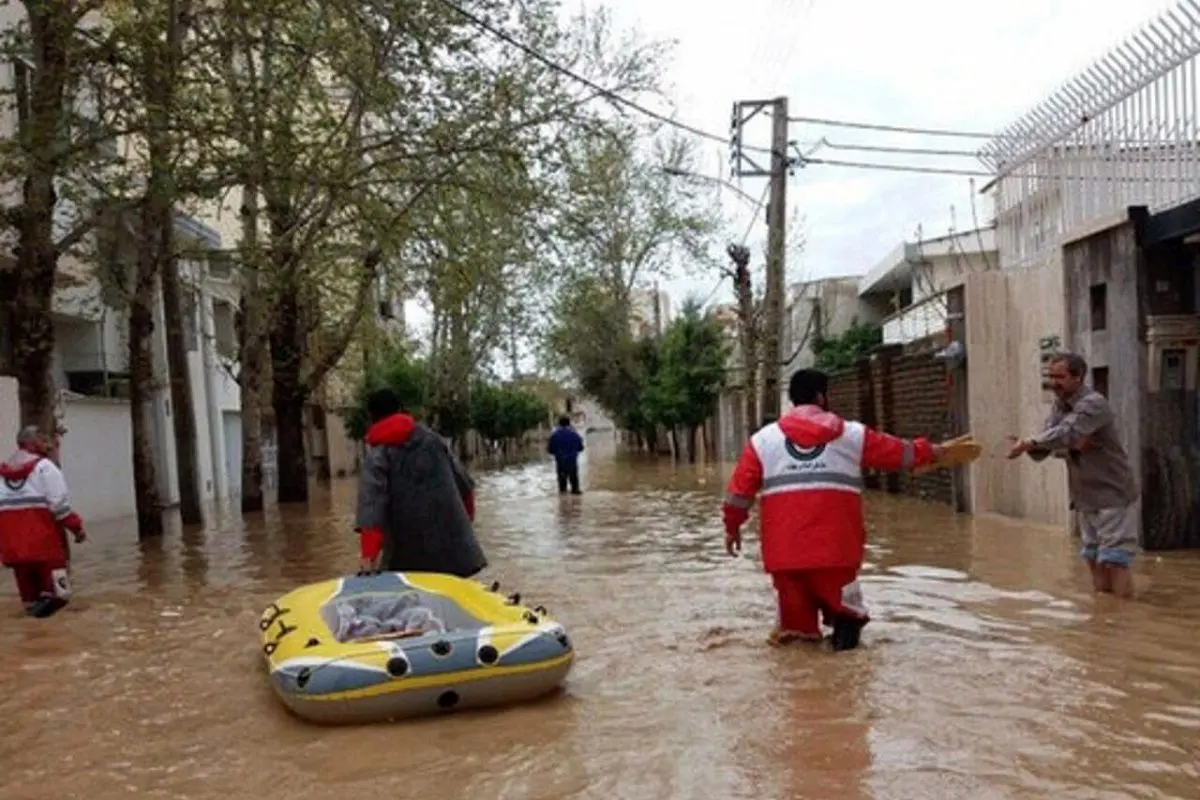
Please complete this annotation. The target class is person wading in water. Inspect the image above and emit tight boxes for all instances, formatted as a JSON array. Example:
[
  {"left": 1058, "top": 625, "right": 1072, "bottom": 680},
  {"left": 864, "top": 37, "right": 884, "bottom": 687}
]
[
  {"left": 355, "top": 389, "right": 487, "bottom": 577},
  {"left": 1007, "top": 352, "right": 1139, "bottom": 599},
  {"left": 547, "top": 415, "right": 584, "bottom": 495},
  {"left": 722, "top": 370, "right": 944, "bottom": 651},
  {"left": 0, "top": 425, "right": 87, "bottom": 617}
]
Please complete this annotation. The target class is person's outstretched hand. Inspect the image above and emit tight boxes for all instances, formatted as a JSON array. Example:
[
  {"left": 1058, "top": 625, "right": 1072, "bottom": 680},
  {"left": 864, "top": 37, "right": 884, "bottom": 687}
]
[{"left": 1006, "top": 436, "right": 1032, "bottom": 460}]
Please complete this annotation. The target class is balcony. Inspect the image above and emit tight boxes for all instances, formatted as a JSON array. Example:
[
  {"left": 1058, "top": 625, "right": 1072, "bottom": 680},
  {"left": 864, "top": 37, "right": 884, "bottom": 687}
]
[{"left": 880, "top": 292, "right": 949, "bottom": 346}]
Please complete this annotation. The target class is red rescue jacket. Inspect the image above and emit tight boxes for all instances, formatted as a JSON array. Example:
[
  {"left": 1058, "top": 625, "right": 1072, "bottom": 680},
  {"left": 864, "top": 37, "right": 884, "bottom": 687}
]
[
  {"left": 0, "top": 449, "right": 83, "bottom": 567},
  {"left": 722, "top": 405, "right": 936, "bottom": 572}
]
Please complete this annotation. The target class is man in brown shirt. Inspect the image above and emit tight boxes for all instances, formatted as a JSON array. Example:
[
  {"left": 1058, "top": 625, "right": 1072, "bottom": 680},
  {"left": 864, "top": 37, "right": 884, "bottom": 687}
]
[{"left": 1007, "top": 352, "right": 1139, "bottom": 598}]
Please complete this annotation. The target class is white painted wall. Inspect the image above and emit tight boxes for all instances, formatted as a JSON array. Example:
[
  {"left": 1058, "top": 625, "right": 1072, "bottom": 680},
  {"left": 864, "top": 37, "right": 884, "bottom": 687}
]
[
  {"left": 59, "top": 396, "right": 135, "bottom": 522},
  {"left": 223, "top": 411, "right": 242, "bottom": 497},
  {"left": 187, "top": 349, "right": 216, "bottom": 499}
]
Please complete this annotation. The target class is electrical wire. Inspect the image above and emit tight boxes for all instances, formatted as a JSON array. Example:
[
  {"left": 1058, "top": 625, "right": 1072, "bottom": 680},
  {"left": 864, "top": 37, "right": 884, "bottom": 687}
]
[
  {"left": 803, "top": 157, "right": 994, "bottom": 178},
  {"left": 699, "top": 182, "right": 771, "bottom": 309},
  {"left": 818, "top": 139, "right": 983, "bottom": 158},
  {"left": 437, "top": 0, "right": 1036, "bottom": 178},
  {"left": 437, "top": 0, "right": 772, "bottom": 154},
  {"left": 790, "top": 115, "right": 1012, "bottom": 140},
  {"left": 440, "top": 3, "right": 1190, "bottom": 193}
]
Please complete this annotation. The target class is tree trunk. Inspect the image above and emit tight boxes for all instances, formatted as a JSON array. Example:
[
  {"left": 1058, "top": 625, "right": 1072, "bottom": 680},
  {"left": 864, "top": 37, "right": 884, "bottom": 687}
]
[
  {"left": 237, "top": 185, "right": 266, "bottom": 512},
  {"left": 735, "top": 263, "right": 759, "bottom": 438},
  {"left": 128, "top": 201, "right": 164, "bottom": 539},
  {"left": 6, "top": 204, "right": 58, "bottom": 436},
  {"left": 3, "top": 6, "right": 71, "bottom": 437},
  {"left": 160, "top": 250, "right": 204, "bottom": 525},
  {"left": 272, "top": 386, "right": 307, "bottom": 504},
  {"left": 270, "top": 289, "right": 309, "bottom": 503},
  {"left": 687, "top": 425, "right": 698, "bottom": 464}
]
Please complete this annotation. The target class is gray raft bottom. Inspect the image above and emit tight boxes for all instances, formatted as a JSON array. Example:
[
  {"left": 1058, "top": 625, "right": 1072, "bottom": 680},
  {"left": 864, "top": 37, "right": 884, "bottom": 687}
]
[{"left": 275, "top": 657, "right": 575, "bottom": 724}]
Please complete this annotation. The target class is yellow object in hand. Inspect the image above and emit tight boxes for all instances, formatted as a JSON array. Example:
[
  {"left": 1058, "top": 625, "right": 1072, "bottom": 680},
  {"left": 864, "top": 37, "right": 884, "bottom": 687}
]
[{"left": 915, "top": 434, "right": 984, "bottom": 474}]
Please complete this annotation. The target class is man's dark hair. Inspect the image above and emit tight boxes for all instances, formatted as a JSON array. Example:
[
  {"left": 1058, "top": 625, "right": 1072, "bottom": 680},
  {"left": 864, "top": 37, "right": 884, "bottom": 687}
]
[
  {"left": 365, "top": 388, "right": 401, "bottom": 422},
  {"left": 788, "top": 368, "right": 830, "bottom": 406},
  {"left": 557, "top": 415, "right": 570, "bottom": 427},
  {"left": 1050, "top": 352, "right": 1088, "bottom": 379}
]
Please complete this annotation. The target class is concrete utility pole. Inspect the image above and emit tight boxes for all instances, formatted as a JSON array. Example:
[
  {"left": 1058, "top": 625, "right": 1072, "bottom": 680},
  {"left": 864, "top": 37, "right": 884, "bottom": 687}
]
[
  {"left": 762, "top": 97, "right": 789, "bottom": 420},
  {"left": 730, "top": 96, "right": 794, "bottom": 424}
]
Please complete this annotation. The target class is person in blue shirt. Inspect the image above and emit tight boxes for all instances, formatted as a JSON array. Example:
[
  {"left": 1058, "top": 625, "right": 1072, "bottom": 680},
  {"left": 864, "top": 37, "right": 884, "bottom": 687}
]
[{"left": 547, "top": 415, "right": 585, "bottom": 495}]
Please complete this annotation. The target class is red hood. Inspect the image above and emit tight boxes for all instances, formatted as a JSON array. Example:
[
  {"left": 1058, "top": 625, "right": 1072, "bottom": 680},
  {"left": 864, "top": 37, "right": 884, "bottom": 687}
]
[
  {"left": 365, "top": 413, "right": 417, "bottom": 447},
  {"left": 777, "top": 405, "right": 845, "bottom": 447},
  {"left": 0, "top": 449, "right": 41, "bottom": 481}
]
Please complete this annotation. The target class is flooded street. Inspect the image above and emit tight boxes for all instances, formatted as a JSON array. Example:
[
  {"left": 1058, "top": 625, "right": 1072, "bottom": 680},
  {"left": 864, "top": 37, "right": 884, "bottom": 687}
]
[{"left": 3, "top": 438, "right": 1200, "bottom": 800}]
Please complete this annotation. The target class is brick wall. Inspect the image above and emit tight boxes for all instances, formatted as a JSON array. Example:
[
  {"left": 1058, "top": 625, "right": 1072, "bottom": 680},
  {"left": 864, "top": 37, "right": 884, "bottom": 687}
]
[
  {"left": 888, "top": 353, "right": 951, "bottom": 503},
  {"left": 819, "top": 351, "right": 953, "bottom": 505},
  {"left": 826, "top": 370, "right": 859, "bottom": 419}
]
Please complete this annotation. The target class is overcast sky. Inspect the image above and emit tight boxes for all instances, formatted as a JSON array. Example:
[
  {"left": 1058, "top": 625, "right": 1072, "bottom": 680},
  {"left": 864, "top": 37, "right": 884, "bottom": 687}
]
[
  {"left": 609, "top": 0, "right": 1178, "bottom": 306},
  {"left": 407, "top": 0, "right": 1177, "bottom": 361}
]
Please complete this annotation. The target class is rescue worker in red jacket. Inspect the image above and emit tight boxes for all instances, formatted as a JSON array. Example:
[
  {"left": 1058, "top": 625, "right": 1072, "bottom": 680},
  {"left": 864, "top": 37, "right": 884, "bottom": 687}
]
[
  {"left": 723, "top": 369, "right": 942, "bottom": 651},
  {"left": 0, "top": 425, "right": 87, "bottom": 618}
]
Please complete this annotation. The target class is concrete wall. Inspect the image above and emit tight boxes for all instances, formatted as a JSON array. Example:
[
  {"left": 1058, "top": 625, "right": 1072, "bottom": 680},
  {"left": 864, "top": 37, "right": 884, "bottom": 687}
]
[
  {"left": 784, "top": 278, "right": 873, "bottom": 369},
  {"left": 1061, "top": 219, "right": 1142, "bottom": 503},
  {"left": 326, "top": 412, "right": 360, "bottom": 477},
  {"left": 59, "top": 395, "right": 135, "bottom": 523},
  {"left": 963, "top": 266, "right": 1070, "bottom": 526}
]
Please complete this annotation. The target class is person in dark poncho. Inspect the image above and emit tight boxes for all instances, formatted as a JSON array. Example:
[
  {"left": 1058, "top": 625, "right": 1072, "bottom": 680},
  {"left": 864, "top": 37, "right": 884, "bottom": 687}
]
[{"left": 354, "top": 389, "right": 487, "bottom": 577}]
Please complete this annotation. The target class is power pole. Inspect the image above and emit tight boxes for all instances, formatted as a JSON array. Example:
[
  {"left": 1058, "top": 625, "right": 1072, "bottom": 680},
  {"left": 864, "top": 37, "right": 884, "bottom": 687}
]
[
  {"left": 730, "top": 96, "right": 793, "bottom": 425},
  {"left": 761, "top": 97, "right": 789, "bottom": 420}
]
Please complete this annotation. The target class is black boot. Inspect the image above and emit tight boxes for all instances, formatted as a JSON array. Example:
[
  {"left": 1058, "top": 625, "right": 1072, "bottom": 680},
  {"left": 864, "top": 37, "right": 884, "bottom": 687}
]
[
  {"left": 26, "top": 595, "right": 67, "bottom": 619},
  {"left": 830, "top": 616, "right": 866, "bottom": 652}
]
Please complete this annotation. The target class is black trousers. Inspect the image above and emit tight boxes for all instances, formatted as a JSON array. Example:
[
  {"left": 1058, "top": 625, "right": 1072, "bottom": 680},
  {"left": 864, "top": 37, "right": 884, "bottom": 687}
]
[{"left": 556, "top": 461, "right": 581, "bottom": 494}]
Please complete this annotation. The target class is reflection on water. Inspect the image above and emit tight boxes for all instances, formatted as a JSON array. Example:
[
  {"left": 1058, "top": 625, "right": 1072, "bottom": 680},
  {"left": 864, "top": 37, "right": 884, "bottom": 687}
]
[{"left": 3, "top": 437, "right": 1200, "bottom": 799}]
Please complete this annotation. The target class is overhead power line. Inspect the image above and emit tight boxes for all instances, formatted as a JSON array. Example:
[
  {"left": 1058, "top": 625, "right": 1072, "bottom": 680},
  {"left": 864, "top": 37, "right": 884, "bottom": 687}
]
[
  {"left": 818, "top": 139, "right": 982, "bottom": 158},
  {"left": 804, "top": 157, "right": 993, "bottom": 178},
  {"left": 790, "top": 114, "right": 1008, "bottom": 140},
  {"left": 699, "top": 181, "right": 770, "bottom": 308},
  {"left": 444, "top": 0, "right": 1175, "bottom": 186},
  {"left": 438, "top": 0, "right": 771, "bottom": 154}
]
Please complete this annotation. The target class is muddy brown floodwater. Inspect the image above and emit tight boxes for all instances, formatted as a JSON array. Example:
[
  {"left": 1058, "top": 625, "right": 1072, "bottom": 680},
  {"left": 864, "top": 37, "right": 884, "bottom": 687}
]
[{"left": 3, "top": 437, "right": 1200, "bottom": 800}]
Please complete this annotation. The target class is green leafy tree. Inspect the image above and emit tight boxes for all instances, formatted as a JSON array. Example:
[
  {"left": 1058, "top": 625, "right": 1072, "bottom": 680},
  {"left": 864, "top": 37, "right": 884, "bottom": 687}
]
[
  {"left": 641, "top": 299, "right": 727, "bottom": 460},
  {"left": 471, "top": 382, "right": 549, "bottom": 454},
  {"left": 343, "top": 349, "right": 429, "bottom": 440},
  {"left": 541, "top": 124, "right": 722, "bottom": 424},
  {"left": 812, "top": 322, "right": 883, "bottom": 372}
]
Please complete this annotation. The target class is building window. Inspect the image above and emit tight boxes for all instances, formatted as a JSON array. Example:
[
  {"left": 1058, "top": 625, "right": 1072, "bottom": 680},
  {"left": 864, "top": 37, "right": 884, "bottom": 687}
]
[
  {"left": 1091, "top": 366, "right": 1109, "bottom": 397},
  {"left": 207, "top": 250, "right": 233, "bottom": 280},
  {"left": 1162, "top": 349, "right": 1186, "bottom": 391},
  {"left": 212, "top": 300, "right": 237, "bottom": 359},
  {"left": 1089, "top": 283, "right": 1107, "bottom": 331}
]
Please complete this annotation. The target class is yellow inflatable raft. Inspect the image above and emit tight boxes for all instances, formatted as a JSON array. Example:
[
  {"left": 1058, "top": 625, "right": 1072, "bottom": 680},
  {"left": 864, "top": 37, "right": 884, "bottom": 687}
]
[{"left": 259, "top": 572, "right": 575, "bottom": 724}]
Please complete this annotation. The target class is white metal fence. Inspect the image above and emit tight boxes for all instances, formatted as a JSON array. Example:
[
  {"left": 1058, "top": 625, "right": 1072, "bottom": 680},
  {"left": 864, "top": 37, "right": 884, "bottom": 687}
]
[{"left": 982, "top": 0, "right": 1200, "bottom": 268}]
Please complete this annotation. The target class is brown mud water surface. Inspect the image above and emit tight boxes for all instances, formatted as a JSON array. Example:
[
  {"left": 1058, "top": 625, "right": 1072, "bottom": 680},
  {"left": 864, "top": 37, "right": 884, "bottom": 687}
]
[{"left": 2, "top": 438, "right": 1200, "bottom": 799}]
